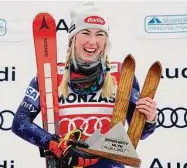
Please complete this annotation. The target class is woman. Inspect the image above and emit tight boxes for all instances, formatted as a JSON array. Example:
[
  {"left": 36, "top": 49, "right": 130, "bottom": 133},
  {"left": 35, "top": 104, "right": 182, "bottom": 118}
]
[{"left": 12, "top": 2, "right": 157, "bottom": 168}]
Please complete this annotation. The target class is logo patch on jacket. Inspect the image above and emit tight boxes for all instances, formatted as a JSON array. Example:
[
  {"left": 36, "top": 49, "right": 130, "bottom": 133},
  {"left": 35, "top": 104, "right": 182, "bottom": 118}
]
[{"left": 25, "top": 86, "right": 39, "bottom": 101}]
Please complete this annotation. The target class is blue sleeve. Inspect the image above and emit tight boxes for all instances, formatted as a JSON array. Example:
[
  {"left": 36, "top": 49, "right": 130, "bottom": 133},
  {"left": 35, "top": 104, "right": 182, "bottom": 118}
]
[
  {"left": 11, "top": 76, "right": 52, "bottom": 149},
  {"left": 126, "top": 76, "right": 157, "bottom": 140}
]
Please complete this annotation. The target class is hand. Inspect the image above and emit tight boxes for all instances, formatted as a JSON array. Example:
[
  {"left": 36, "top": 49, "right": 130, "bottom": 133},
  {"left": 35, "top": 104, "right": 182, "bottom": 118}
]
[
  {"left": 136, "top": 97, "right": 157, "bottom": 122},
  {"left": 48, "top": 135, "right": 70, "bottom": 158},
  {"left": 48, "top": 129, "right": 83, "bottom": 158},
  {"left": 62, "top": 140, "right": 99, "bottom": 167},
  {"left": 48, "top": 129, "right": 99, "bottom": 167}
]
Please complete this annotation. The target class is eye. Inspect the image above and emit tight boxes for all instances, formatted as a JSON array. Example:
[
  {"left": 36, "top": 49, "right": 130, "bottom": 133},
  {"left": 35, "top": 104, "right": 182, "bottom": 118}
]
[
  {"left": 82, "top": 32, "right": 89, "bottom": 35},
  {"left": 96, "top": 33, "right": 105, "bottom": 36}
]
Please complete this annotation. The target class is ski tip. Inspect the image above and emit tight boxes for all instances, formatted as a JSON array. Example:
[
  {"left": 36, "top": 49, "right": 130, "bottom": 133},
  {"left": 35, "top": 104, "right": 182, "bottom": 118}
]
[
  {"left": 33, "top": 12, "right": 56, "bottom": 33},
  {"left": 151, "top": 61, "right": 162, "bottom": 69},
  {"left": 33, "top": 12, "right": 55, "bottom": 20},
  {"left": 122, "top": 54, "right": 136, "bottom": 67},
  {"left": 150, "top": 61, "right": 162, "bottom": 74},
  {"left": 125, "top": 54, "right": 135, "bottom": 61}
]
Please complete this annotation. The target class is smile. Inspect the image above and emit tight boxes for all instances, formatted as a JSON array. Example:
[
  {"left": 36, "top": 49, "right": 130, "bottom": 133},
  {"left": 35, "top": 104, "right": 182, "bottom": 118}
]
[{"left": 84, "top": 48, "right": 97, "bottom": 54}]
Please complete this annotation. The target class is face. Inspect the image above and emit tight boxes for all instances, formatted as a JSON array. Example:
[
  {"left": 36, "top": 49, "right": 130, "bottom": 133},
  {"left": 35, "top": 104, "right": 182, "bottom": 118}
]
[{"left": 74, "top": 29, "right": 107, "bottom": 62}]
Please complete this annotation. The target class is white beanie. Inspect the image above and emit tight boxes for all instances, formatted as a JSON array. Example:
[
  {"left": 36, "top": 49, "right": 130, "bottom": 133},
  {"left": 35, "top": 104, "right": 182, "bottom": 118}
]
[{"left": 68, "top": 1, "right": 109, "bottom": 40}]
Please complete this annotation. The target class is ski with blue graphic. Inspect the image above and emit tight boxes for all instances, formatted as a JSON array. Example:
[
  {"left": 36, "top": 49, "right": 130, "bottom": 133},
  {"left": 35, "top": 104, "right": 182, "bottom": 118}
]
[{"left": 33, "top": 12, "right": 60, "bottom": 168}]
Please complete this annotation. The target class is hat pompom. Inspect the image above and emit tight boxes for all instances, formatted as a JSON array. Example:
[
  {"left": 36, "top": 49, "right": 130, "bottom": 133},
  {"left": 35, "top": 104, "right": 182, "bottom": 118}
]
[{"left": 70, "top": 1, "right": 97, "bottom": 18}]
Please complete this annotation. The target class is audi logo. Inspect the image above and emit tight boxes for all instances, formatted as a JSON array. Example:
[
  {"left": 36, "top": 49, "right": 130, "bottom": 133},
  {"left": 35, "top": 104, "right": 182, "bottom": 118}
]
[
  {"left": 0, "top": 110, "right": 15, "bottom": 131},
  {"left": 60, "top": 116, "right": 111, "bottom": 137},
  {"left": 157, "top": 107, "right": 187, "bottom": 128}
]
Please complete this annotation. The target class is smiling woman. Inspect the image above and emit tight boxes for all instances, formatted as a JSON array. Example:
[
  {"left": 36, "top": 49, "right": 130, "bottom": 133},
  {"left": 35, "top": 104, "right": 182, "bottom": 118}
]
[
  {"left": 60, "top": 3, "right": 114, "bottom": 98},
  {"left": 60, "top": 2, "right": 115, "bottom": 97},
  {"left": 60, "top": 27, "right": 114, "bottom": 98}
]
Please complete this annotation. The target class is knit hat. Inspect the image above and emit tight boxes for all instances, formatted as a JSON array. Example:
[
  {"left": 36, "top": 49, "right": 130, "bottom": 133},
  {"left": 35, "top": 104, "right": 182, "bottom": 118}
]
[{"left": 68, "top": 1, "right": 109, "bottom": 40}]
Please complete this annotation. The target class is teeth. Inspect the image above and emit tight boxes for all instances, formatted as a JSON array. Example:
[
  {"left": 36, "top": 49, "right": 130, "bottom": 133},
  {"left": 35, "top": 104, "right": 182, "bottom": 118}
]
[{"left": 84, "top": 48, "right": 96, "bottom": 52}]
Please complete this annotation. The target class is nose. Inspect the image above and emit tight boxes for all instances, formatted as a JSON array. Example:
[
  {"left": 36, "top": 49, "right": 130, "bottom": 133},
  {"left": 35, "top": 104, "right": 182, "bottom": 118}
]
[{"left": 87, "top": 35, "right": 97, "bottom": 45}]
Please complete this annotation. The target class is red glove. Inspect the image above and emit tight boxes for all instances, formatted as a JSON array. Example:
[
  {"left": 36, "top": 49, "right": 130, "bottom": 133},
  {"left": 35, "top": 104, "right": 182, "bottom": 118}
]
[
  {"left": 48, "top": 129, "right": 81, "bottom": 158},
  {"left": 62, "top": 140, "right": 99, "bottom": 167},
  {"left": 48, "top": 129, "right": 99, "bottom": 167},
  {"left": 48, "top": 137, "right": 69, "bottom": 158}
]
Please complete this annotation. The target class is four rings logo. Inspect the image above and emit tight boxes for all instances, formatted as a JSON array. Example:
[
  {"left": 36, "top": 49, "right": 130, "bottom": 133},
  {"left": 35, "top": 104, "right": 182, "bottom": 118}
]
[
  {"left": 157, "top": 107, "right": 187, "bottom": 128},
  {"left": 0, "top": 110, "right": 15, "bottom": 131},
  {"left": 60, "top": 116, "right": 111, "bottom": 137}
]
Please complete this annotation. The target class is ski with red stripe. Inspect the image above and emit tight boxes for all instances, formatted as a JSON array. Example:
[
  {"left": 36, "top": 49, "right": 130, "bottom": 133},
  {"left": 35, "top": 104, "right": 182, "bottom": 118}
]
[{"left": 33, "top": 13, "right": 60, "bottom": 168}]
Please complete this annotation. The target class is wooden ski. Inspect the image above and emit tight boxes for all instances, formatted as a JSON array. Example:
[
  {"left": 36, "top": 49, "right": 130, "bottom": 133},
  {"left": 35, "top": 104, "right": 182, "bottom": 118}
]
[
  {"left": 127, "top": 61, "right": 162, "bottom": 149},
  {"left": 110, "top": 54, "right": 135, "bottom": 127}
]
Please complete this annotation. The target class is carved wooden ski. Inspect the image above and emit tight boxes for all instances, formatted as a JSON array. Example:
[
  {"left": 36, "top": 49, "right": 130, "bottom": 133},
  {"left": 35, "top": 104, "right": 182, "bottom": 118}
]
[
  {"left": 127, "top": 61, "right": 162, "bottom": 149},
  {"left": 110, "top": 54, "right": 135, "bottom": 127}
]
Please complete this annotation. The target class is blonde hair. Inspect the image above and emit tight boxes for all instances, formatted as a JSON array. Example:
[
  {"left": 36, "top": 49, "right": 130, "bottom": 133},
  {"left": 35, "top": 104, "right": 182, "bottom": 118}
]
[{"left": 59, "top": 36, "right": 115, "bottom": 98}]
